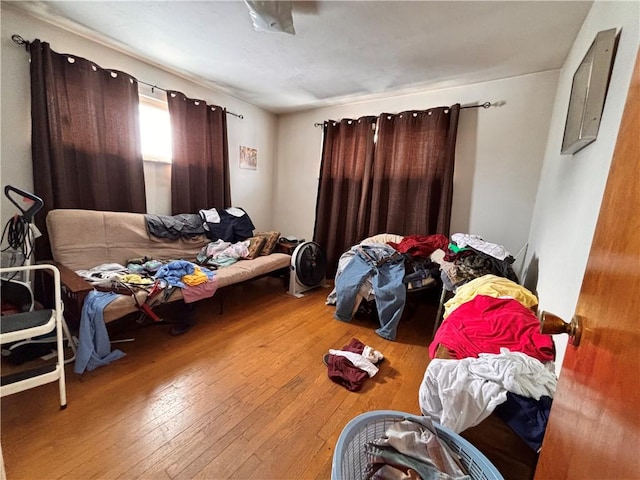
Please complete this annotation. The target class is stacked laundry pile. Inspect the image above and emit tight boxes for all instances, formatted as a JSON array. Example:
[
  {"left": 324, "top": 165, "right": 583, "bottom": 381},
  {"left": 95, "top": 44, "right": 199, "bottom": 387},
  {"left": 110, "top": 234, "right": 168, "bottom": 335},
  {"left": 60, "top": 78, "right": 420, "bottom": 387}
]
[
  {"left": 328, "top": 234, "right": 447, "bottom": 341},
  {"left": 433, "top": 233, "right": 519, "bottom": 292},
  {"left": 76, "top": 259, "right": 218, "bottom": 303},
  {"left": 420, "top": 275, "right": 555, "bottom": 452},
  {"left": 145, "top": 206, "right": 254, "bottom": 243}
]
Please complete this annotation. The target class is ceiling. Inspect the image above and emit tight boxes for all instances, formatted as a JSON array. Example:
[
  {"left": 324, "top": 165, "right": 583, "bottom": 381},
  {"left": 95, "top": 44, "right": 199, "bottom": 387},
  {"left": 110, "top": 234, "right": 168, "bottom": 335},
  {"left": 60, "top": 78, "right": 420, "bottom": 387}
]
[{"left": 8, "top": 1, "right": 593, "bottom": 114}]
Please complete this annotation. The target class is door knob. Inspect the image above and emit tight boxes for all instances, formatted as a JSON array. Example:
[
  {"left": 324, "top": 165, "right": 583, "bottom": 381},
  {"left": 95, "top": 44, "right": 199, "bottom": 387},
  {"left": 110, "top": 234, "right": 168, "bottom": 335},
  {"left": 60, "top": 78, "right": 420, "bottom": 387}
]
[{"left": 539, "top": 311, "right": 582, "bottom": 346}]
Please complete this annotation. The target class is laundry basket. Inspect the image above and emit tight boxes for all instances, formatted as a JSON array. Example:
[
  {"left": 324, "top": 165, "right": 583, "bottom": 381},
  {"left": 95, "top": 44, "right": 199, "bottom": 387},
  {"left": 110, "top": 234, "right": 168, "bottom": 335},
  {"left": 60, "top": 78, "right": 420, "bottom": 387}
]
[{"left": 331, "top": 410, "right": 503, "bottom": 480}]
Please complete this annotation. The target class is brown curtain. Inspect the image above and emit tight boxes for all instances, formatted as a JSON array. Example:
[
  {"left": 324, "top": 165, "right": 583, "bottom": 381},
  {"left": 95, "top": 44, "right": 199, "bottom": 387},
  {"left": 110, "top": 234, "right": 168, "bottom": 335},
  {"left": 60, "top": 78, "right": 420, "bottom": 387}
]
[
  {"left": 366, "top": 105, "right": 460, "bottom": 237},
  {"left": 313, "top": 116, "right": 377, "bottom": 277},
  {"left": 30, "top": 40, "right": 146, "bottom": 259},
  {"left": 167, "top": 91, "right": 231, "bottom": 214}
]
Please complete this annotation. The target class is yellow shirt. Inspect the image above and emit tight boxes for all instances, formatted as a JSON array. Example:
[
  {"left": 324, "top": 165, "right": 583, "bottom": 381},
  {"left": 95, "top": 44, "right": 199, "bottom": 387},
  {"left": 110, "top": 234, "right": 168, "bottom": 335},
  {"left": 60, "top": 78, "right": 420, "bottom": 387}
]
[
  {"left": 443, "top": 274, "right": 538, "bottom": 318},
  {"left": 182, "top": 266, "right": 209, "bottom": 286}
]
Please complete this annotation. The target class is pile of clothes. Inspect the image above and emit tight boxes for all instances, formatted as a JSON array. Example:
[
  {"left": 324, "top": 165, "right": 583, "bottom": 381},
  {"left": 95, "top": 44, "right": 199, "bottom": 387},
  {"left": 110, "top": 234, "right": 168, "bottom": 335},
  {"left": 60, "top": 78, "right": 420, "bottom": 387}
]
[
  {"left": 328, "top": 234, "right": 447, "bottom": 341},
  {"left": 145, "top": 207, "right": 255, "bottom": 243},
  {"left": 420, "top": 274, "right": 555, "bottom": 452},
  {"left": 325, "top": 338, "right": 384, "bottom": 392},
  {"left": 434, "top": 233, "right": 519, "bottom": 291},
  {"left": 363, "top": 416, "right": 471, "bottom": 479},
  {"left": 76, "top": 259, "right": 217, "bottom": 300},
  {"left": 74, "top": 259, "right": 220, "bottom": 375}
]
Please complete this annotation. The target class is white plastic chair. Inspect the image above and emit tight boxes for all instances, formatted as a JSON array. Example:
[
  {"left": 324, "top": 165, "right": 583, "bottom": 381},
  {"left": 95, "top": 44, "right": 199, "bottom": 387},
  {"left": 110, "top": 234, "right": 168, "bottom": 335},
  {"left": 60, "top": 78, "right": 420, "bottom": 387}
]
[{"left": 0, "top": 264, "right": 71, "bottom": 409}]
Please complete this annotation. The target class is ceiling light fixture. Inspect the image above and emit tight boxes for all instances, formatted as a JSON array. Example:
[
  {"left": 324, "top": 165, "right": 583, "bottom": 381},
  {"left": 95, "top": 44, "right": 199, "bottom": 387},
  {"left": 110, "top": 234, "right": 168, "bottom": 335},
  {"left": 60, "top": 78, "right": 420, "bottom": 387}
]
[{"left": 244, "top": 1, "right": 296, "bottom": 35}]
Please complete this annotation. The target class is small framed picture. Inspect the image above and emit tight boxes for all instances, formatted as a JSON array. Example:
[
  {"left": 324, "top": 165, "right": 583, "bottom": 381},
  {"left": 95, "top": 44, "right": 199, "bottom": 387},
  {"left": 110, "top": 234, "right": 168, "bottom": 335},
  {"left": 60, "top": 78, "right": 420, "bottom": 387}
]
[{"left": 239, "top": 146, "right": 257, "bottom": 170}]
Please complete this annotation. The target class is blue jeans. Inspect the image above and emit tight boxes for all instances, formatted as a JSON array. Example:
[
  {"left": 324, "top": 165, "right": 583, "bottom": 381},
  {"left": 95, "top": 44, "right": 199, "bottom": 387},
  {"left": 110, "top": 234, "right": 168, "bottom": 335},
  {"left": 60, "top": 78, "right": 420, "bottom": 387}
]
[{"left": 334, "top": 244, "right": 406, "bottom": 341}]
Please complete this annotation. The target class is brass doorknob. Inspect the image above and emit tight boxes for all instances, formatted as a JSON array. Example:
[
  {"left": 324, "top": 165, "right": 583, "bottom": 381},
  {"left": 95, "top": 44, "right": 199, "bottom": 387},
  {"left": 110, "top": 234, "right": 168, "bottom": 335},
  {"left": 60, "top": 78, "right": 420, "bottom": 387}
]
[{"left": 539, "top": 311, "right": 582, "bottom": 346}]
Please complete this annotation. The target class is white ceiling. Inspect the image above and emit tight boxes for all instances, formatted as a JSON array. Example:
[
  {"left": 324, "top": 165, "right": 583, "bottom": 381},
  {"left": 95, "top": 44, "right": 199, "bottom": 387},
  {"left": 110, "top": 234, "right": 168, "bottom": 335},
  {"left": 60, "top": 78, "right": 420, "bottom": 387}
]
[{"left": 9, "top": 1, "right": 593, "bottom": 114}]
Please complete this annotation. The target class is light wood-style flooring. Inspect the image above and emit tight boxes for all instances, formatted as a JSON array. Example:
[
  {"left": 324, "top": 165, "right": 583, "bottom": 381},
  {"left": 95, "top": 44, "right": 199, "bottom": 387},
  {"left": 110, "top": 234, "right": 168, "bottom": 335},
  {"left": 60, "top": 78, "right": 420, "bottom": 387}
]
[{"left": 1, "top": 278, "right": 439, "bottom": 479}]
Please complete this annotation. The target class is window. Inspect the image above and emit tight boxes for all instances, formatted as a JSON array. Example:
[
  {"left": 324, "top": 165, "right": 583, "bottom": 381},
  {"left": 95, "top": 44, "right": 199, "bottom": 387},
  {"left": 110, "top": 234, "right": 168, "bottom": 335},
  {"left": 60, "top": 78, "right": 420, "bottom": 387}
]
[{"left": 139, "top": 94, "right": 172, "bottom": 163}]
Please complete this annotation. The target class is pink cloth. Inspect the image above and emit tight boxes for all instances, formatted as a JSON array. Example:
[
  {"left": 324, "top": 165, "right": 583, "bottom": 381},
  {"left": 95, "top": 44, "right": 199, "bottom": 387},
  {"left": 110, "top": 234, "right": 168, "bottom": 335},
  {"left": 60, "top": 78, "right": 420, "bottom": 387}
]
[
  {"left": 429, "top": 295, "right": 555, "bottom": 362},
  {"left": 181, "top": 276, "right": 219, "bottom": 303}
]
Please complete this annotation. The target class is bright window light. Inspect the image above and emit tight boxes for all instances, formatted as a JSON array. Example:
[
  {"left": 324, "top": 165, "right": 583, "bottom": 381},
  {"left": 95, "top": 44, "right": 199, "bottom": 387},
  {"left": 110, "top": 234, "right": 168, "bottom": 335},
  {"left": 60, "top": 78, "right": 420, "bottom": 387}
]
[{"left": 139, "top": 95, "right": 172, "bottom": 163}]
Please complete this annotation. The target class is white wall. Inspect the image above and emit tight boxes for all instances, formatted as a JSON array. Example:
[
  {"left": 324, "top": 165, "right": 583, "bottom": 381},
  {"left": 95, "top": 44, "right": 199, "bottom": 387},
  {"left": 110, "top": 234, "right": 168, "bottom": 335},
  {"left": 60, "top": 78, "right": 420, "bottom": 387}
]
[
  {"left": 273, "top": 71, "right": 559, "bottom": 260},
  {"left": 0, "top": 5, "right": 278, "bottom": 232},
  {"left": 525, "top": 0, "right": 639, "bottom": 375}
]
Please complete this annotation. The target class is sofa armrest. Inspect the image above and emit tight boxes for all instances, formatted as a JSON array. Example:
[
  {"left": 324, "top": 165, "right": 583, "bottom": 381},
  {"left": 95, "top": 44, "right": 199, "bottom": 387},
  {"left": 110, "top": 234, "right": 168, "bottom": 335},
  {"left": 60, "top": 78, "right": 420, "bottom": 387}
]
[
  {"left": 39, "top": 260, "right": 93, "bottom": 327},
  {"left": 48, "top": 261, "right": 93, "bottom": 294}
]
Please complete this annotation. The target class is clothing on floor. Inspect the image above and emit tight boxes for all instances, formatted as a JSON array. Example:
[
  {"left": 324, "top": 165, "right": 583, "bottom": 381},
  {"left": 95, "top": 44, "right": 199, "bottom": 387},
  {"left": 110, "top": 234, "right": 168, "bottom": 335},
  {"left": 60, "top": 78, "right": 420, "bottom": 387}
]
[
  {"left": 429, "top": 295, "right": 555, "bottom": 362},
  {"left": 74, "top": 290, "right": 125, "bottom": 374},
  {"left": 327, "top": 354, "right": 368, "bottom": 392},
  {"left": 362, "top": 345, "right": 384, "bottom": 364},
  {"left": 327, "top": 338, "right": 381, "bottom": 392},
  {"left": 335, "top": 244, "right": 406, "bottom": 341},
  {"left": 328, "top": 349, "right": 379, "bottom": 377}
]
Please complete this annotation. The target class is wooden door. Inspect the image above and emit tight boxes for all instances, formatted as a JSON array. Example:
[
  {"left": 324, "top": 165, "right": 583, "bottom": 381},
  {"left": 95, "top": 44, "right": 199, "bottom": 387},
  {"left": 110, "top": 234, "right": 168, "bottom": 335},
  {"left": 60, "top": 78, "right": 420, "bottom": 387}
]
[{"left": 535, "top": 50, "right": 640, "bottom": 479}]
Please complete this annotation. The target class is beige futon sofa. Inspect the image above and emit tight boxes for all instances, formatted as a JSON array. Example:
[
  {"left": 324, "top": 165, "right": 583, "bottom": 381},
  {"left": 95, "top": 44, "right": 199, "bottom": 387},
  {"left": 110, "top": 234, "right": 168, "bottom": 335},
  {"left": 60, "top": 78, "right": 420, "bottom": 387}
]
[{"left": 46, "top": 209, "right": 291, "bottom": 323}]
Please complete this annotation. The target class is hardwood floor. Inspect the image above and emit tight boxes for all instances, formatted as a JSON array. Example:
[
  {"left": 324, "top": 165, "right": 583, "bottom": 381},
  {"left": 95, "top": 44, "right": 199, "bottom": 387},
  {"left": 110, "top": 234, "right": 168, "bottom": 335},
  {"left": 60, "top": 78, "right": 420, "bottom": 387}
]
[{"left": 1, "top": 279, "right": 439, "bottom": 479}]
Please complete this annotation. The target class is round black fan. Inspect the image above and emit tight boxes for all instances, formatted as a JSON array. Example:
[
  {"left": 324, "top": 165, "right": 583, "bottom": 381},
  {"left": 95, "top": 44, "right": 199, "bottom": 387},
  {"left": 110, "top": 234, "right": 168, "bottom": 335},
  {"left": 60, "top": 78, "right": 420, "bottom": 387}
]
[{"left": 289, "top": 241, "right": 327, "bottom": 296}]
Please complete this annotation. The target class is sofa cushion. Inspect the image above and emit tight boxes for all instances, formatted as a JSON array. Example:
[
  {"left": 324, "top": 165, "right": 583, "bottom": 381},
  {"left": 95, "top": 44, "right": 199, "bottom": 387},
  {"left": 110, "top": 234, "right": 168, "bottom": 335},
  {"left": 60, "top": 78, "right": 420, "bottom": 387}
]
[
  {"left": 255, "top": 231, "right": 280, "bottom": 256},
  {"left": 47, "top": 209, "right": 209, "bottom": 271}
]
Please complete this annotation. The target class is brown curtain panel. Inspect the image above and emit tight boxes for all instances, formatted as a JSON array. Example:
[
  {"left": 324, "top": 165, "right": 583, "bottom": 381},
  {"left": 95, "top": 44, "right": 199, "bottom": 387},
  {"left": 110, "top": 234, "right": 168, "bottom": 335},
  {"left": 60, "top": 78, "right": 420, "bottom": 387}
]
[
  {"left": 167, "top": 91, "right": 231, "bottom": 214},
  {"left": 366, "top": 105, "right": 460, "bottom": 237},
  {"left": 30, "top": 40, "right": 146, "bottom": 259},
  {"left": 313, "top": 116, "right": 377, "bottom": 277}
]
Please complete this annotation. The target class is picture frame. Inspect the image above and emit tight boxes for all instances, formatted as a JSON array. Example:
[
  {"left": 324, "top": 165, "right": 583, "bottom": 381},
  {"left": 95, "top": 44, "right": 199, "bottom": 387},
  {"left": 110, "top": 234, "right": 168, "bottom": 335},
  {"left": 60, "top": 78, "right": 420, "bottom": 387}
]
[
  {"left": 239, "top": 145, "right": 257, "bottom": 170},
  {"left": 561, "top": 28, "right": 618, "bottom": 155}
]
